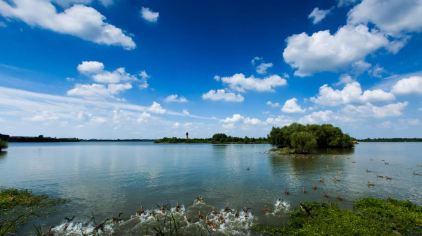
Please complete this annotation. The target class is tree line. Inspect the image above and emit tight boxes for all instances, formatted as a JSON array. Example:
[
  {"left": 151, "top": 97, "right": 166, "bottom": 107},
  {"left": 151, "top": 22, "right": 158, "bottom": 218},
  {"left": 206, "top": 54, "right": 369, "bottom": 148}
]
[{"left": 155, "top": 133, "right": 268, "bottom": 144}]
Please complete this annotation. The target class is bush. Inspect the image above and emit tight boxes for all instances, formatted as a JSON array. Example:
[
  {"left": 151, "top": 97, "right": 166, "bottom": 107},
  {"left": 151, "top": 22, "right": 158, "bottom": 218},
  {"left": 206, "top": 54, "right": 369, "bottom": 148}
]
[{"left": 268, "top": 123, "right": 354, "bottom": 153}]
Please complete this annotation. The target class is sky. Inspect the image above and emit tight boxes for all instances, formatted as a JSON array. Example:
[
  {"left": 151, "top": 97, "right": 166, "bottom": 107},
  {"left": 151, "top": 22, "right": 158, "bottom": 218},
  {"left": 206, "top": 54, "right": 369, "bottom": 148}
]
[{"left": 0, "top": 0, "right": 421, "bottom": 139}]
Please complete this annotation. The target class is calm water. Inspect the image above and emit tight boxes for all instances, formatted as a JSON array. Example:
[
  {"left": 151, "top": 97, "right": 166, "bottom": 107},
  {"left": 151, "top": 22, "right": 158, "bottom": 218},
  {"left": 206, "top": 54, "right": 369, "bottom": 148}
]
[{"left": 1, "top": 142, "right": 421, "bottom": 233}]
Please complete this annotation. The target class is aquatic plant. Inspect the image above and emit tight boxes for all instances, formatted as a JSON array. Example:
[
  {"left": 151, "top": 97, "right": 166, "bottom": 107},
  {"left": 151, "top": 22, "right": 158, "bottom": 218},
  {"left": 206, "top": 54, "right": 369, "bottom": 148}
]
[
  {"left": 0, "top": 188, "right": 65, "bottom": 235},
  {"left": 252, "top": 198, "right": 422, "bottom": 235}
]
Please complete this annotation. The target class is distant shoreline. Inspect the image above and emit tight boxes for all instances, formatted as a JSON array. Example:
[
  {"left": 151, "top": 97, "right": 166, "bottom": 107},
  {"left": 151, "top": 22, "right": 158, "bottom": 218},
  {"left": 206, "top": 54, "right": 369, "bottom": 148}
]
[{"left": 2, "top": 134, "right": 422, "bottom": 143}]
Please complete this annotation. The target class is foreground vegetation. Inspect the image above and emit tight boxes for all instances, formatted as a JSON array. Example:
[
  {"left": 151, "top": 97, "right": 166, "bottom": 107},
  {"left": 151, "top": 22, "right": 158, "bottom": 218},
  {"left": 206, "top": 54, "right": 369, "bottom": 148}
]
[
  {"left": 269, "top": 123, "right": 354, "bottom": 154},
  {"left": 0, "top": 188, "right": 65, "bottom": 235},
  {"left": 253, "top": 198, "right": 422, "bottom": 235},
  {"left": 155, "top": 133, "right": 268, "bottom": 144}
]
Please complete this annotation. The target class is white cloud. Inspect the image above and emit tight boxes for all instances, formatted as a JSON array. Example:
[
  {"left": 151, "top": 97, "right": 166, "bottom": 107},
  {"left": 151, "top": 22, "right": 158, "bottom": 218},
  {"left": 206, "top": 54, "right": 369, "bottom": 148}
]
[
  {"left": 348, "top": 0, "right": 422, "bottom": 35},
  {"left": 67, "top": 83, "right": 111, "bottom": 98},
  {"left": 92, "top": 67, "right": 137, "bottom": 84},
  {"left": 107, "top": 83, "right": 132, "bottom": 94},
  {"left": 256, "top": 62, "right": 273, "bottom": 74},
  {"left": 139, "top": 70, "right": 150, "bottom": 80},
  {"left": 308, "top": 7, "right": 331, "bottom": 24},
  {"left": 343, "top": 102, "right": 408, "bottom": 118},
  {"left": 352, "top": 60, "right": 371, "bottom": 75},
  {"left": 265, "top": 115, "right": 293, "bottom": 127},
  {"left": 335, "top": 74, "right": 355, "bottom": 86},
  {"left": 222, "top": 114, "right": 263, "bottom": 128},
  {"left": 141, "top": 7, "right": 159, "bottom": 23},
  {"left": 66, "top": 83, "right": 132, "bottom": 99},
  {"left": 0, "top": 0, "right": 135, "bottom": 49},
  {"left": 369, "top": 65, "right": 386, "bottom": 78},
  {"left": 215, "top": 73, "right": 287, "bottom": 92},
  {"left": 251, "top": 57, "right": 273, "bottom": 74},
  {"left": 77, "top": 61, "right": 104, "bottom": 74},
  {"left": 283, "top": 24, "right": 388, "bottom": 76},
  {"left": 182, "top": 109, "right": 190, "bottom": 116},
  {"left": 202, "top": 89, "right": 244, "bottom": 102},
  {"left": 300, "top": 110, "right": 334, "bottom": 124},
  {"left": 70, "top": 61, "right": 149, "bottom": 99},
  {"left": 137, "top": 112, "right": 151, "bottom": 123},
  {"left": 266, "top": 101, "right": 280, "bottom": 108},
  {"left": 337, "top": 0, "right": 359, "bottom": 7},
  {"left": 281, "top": 98, "right": 305, "bottom": 113},
  {"left": 311, "top": 81, "right": 395, "bottom": 106},
  {"left": 391, "top": 76, "right": 422, "bottom": 95},
  {"left": 148, "top": 102, "right": 166, "bottom": 114},
  {"left": 54, "top": 0, "right": 113, "bottom": 7},
  {"left": 164, "top": 94, "right": 188, "bottom": 103}
]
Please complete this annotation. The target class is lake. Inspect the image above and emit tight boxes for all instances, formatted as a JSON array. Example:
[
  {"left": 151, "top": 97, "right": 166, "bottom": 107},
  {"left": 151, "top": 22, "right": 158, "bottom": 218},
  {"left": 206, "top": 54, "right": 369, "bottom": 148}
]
[{"left": 1, "top": 142, "right": 421, "bottom": 234}]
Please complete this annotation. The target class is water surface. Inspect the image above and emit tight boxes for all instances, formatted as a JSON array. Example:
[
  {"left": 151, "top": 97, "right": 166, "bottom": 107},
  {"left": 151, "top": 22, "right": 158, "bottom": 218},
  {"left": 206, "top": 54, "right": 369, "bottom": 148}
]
[{"left": 0, "top": 142, "right": 421, "bottom": 232}]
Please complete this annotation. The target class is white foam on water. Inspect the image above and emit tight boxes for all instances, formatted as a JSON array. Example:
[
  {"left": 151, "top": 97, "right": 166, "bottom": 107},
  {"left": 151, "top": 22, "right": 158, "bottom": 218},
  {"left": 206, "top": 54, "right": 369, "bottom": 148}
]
[{"left": 50, "top": 198, "right": 289, "bottom": 235}]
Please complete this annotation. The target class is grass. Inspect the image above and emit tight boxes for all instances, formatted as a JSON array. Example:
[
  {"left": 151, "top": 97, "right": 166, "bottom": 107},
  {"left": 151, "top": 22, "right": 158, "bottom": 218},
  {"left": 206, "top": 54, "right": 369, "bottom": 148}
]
[
  {"left": 252, "top": 198, "right": 422, "bottom": 236},
  {"left": 0, "top": 188, "right": 65, "bottom": 235}
]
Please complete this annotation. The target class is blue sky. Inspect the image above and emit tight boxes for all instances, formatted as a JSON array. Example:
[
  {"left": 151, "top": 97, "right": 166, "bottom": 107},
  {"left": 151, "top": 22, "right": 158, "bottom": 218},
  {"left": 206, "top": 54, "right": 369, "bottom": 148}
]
[{"left": 0, "top": 0, "right": 421, "bottom": 139}]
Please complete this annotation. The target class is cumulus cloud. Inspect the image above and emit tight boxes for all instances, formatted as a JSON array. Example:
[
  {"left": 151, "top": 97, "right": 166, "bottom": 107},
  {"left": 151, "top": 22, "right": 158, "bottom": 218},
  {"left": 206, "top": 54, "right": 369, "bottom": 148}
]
[
  {"left": 391, "top": 76, "right": 422, "bottom": 95},
  {"left": 69, "top": 61, "right": 149, "bottom": 99},
  {"left": 281, "top": 98, "right": 305, "bottom": 113},
  {"left": 251, "top": 57, "right": 273, "bottom": 74},
  {"left": 300, "top": 110, "right": 334, "bottom": 124},
  {"left": 308, "top": 7, "right": 331, "bottom": 24},
  {"left": 266, "top": 101, "right": 280, "bottom": 108},
  {"left": 0, "top": 0, "right": 135, "bottom": 49},
  {"left": 141, "top": 7, "right": 159, "bottom": 23},
  {"left": 164, "top": 94, "right": 188, "bottom": 103},
  {"left": 265, "top": 115, "right": 293, "bottom": 126},
  {"left": 343, "top": 102, "right": 408, "bottom": 118},
  {"left": 77, "top": 61, "right": 104, "bottom": 74},
  {"left": 215, "top": 73, "right": 287, "bottom": 92},
  {"left": 222, "top": 114, "right": 263, "bottom": 128},
  {"left": 311, "top": 81, "right": 395, "bottom": 106},
  {"left": 148, "top": 101, "right": 166, "bottom": 114},
  {"left": 283, "top": 25, "right": 388, "bottom": 76},
  {"left": 91, "top": 67, "right": 138, "bottom": 84},
  {"left": 348, "top": 0, "right": 422, "bottom": 35},
  {"left": 202, "top": 89, "right": 244, "bottom": 102}
]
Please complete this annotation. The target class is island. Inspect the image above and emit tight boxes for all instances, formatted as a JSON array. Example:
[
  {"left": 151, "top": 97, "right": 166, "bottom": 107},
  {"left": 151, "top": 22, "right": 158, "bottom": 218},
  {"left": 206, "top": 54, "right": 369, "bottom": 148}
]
[{"left": 268, "top": 123, "right": 354, "bottom": 154}]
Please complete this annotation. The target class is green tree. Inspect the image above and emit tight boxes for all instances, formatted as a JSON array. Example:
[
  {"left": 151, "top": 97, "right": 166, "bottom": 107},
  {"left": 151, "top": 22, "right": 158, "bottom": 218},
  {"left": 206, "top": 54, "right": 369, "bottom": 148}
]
[
  {"left": 268, "top": 123, "right": 354, "bottom": 153},
  {"left": 212, "top": 133, "right": 228, "bottom": 143},
  {"left": 0, "top": 139, "right": 8, "bottom": 151},
  {"left": 290, "top": 131, "right": 317, "bottom": 153}
]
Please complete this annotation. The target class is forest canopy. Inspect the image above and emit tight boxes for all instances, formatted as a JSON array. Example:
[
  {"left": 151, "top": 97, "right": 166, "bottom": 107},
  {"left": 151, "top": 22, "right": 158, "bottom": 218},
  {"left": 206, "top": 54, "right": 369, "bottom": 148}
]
[{"left": 268, "top": 123, "right": 354, "bottom": 154}]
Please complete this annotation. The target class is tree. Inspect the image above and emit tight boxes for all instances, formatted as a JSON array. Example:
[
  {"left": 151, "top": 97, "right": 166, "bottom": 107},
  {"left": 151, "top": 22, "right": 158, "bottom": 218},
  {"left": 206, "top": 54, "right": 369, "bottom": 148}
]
[
  {"left": 268, "top": 123, "right": 354, "bottom": 153},
  {"left": 212, "top": 133, "right": 228, "bottom": 143},
  {"left": 0, "top": 139, "right": 7, "bottom": 151},
  {"left": 290, "top": 131, "right": 317, "bottom": 153}
]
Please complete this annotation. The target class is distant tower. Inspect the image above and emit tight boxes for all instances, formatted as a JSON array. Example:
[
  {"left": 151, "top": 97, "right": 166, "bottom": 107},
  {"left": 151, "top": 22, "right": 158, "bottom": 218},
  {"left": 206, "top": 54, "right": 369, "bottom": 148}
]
[{"left": 186, "top": 132, "right": 189, "bottom": 139}]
